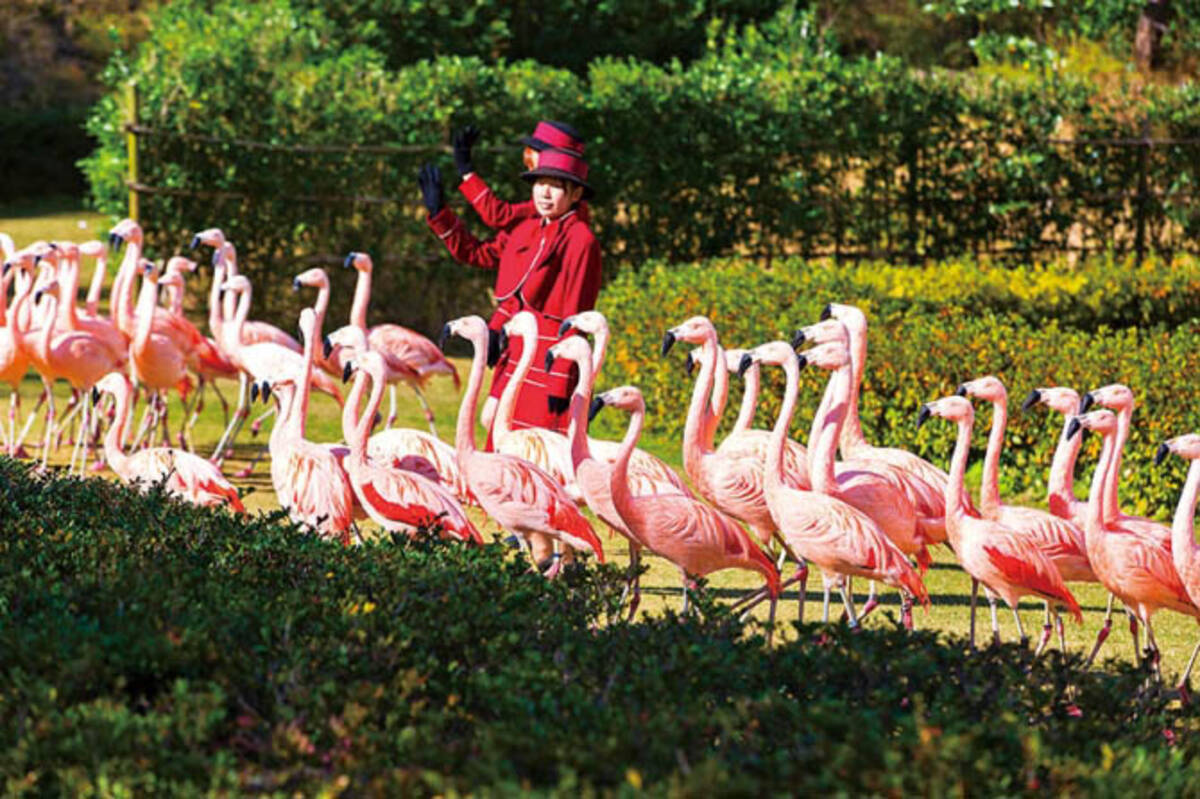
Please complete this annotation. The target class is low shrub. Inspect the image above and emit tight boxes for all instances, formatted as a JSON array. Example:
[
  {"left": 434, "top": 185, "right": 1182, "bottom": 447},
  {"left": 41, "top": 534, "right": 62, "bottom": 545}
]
[
  {"left": 595, "top": 259, "right": 1200, "bottom": 515},
  {"left": 0, "top": 459, "right": 1198, "bottom": 793}
]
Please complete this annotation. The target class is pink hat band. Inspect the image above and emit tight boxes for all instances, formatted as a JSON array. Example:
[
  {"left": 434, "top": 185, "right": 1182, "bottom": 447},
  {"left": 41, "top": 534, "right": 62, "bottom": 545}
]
[
  {"left": 535, "top": 149, "right": 588, "bottom": 181},
  {"left": 529, "top": 122, "right": 585, "bottom": 154}
]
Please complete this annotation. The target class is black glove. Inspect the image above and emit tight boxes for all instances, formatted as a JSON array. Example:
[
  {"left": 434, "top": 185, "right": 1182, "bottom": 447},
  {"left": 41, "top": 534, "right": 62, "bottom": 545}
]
[
  {"left": 487, "top": 328, "right": 505, "bottom": 368},
  {"left": 452, "top": 125, "right": 480, "bottom": 178},
  {"left": 417, "top": 163, "right": 444, "bottom": 216},
  {"left": 547, "top": 395, "right": 570, "bottom": 416}
]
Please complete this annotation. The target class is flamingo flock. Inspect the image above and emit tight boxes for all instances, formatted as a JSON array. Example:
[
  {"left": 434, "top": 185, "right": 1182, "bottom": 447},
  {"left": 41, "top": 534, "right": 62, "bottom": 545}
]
[{"left": 7, "top": 222, "right": 1200, "bottom": 695}]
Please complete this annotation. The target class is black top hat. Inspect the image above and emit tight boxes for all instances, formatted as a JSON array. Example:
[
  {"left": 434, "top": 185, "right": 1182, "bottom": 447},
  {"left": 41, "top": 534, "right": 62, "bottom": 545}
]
[
  {"left": 521, "top": 147, "right": 593, "bottom": 199},
  {"left": 519, "top": 121, "right": 586, "bottom": 154}
]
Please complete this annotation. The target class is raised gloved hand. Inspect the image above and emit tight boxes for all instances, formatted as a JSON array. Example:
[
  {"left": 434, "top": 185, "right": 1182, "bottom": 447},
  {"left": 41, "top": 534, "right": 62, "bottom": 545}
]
[
  {"left": 452, "top": 125, "right": 481, "bottom": 178},
  {"left": 417, "top": 163, "right": 444, "bottom": 216}
]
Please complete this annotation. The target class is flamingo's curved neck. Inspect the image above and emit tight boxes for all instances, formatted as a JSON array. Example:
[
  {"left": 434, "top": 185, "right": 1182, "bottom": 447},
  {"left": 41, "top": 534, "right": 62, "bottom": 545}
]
[
  {"left": 608, "top": 399, "right": 644, "bottom": 521},
  {"left": 349, "top": 266, "right": 372, "bottom": 329},
  {"left": 944, "top": 416, "right": 975, "bottom": 546},
  {"left": 220, "top": 243, "right": 238, "bottom": 321},
  {"left": 1172, "top": 458, "right": 1200, "bottom": 572},
  {"left": 808, "top": 364, "right": 849, "bottom": 495},
  {"left": 768, "top": 356, "right": 801, "bottom": 493},
  {"left": 1084, "top": 429, "right": 1116, "bottom": 541},
  {"left": 455, "top": 331, "right": 489, "bottom": 456},
  {"left": 682, "top": 333, "right": 718, "bottom": 484},
  {"left": 226, "top": 285, "right": 250, "bottom": 358},
  {"left": 114, "top": 237, "right": 142, "bottom": 331},
  {"left": 839, "top": 320, "right": 869, "bottom": 455},
  {"left": 565, "top": 352, "right": 594, "bottom": 469},
  {"left": 979, "top": 393, "right": 1009, "bottom": 516},
  {"left": 732, "top": 363, "right": 760, "bottom": 434},
  {"left": 36, "top": 293, "right": 58, "bottom": 364},
  {"left": 341, "top": 366, "right": 374, "bottom": 465},
  {"left": 589, "top": 327, "right": 609, "bottom": 386},
  {"left": 293, "top": 301, "right": 326, "bottom": 438},
  {"left": 56, "top": 257, "right": 81, "bottom": 330},
  {"left": 85, "top": 252, "right": 107, "bottom": 317},
  {"left": 710, "top": 347, "right": 729, "bottom": 430},
  {"left": 1047, "top": 419, "right": 1082, "bottom": 518},
  {"left": 208, "top": 263, "right": 225, "bottom": 343},
  {"left": 1105, "top": 403, "right": 1132, "bottom": 524},
  {"left": 102, "top": 381, "right": 132, "bottom": 475},
  {"left": 0, "top": 272, "right": 11, "bottom": 326},
  {"left": 492, "top": 326, "right": 538, "bottom": 442},
  {"left": 132, "top": 272, "right": 157, "bottom": 357}
]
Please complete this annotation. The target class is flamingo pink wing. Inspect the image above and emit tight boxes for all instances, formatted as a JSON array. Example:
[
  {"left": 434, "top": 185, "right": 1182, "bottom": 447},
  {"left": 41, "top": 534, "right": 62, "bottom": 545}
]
[{"left": 984, "top": 543, "right": 1082, "bottom": 622}]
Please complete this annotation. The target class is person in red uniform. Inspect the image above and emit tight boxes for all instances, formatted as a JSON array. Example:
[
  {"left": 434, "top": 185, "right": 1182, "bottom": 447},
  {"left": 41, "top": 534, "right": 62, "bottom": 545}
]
[
  {"left": 451, "top": 121, "right": 589, "bottom": 232},
  {"left": 419, "top": 147, "right": 601, "bottom": 440}
]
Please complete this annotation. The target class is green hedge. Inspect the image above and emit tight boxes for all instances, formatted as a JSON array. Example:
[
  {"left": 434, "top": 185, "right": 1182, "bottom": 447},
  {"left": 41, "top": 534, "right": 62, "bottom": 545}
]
[
  {"left": 83, "top": 1, "right": 1200, "bottom": 333},
  {"left": 1, "top": 458, "right": 1197, "bottom": 793},
  {"left": 593, "top": 259, "right": 1200, "bottom": 516}
]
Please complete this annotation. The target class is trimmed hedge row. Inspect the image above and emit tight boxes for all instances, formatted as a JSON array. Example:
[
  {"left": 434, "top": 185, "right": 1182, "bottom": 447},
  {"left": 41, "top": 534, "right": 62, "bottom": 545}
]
[
  {"left": 0, "top": 459, "right": 1197, "bottom": 794},
  {"left": 83, "top": 1, "right": 1200, "bottom": 332},
  {"left": 594, "top": 259, "right": 1200, "bottom": 515}
]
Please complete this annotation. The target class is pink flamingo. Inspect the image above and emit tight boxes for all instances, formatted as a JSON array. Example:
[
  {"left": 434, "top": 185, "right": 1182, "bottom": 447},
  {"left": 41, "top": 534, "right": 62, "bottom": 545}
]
[
  {"left": 329, "top": 251, "right": 459, "bottom": 434},
  {"left": 558, "top": 311, "right": 693, "bottom": 497},
  {"left": 27, "top": 279, "right": 125, "bottom": 471},
  {"left": 43, "top": 241, "right": 126, "bottom": 361},
  {"left": 0, "top": 257, "right": 31, "bottom": 455},
  {"left": 1021, "top": 387, "right": 1088, "bottom": 525},
  {"left": 442, "top": 314, "right": 604, "bottom": 577},
  {"left": 812, "top": 303, "right": 973, "bottom": 544},
  {"left": 1157, "top": 434, "right": 1200, "bottom": 699},
  {"left": 744, "top": 340, "right": 930, "bottom": 626},
  {"left": 1069, "top": 410, "right": 1197, "bottom": 675},
  {"left": 918, "top": 394, "right": 1082, "bottom": 648},
  {"left": 78, "top": 239, "right": 109, "bottom": 318},
  {"left": 957, "top": 376, "right": 1094, "bottom": 654},
  {"left": 129, "top": 261, "right": 194, "bottom": 450},
  {"left": 216, "top": 274, "right": 342, "bottom": 468},
  {"left": 264, "top": 307, "right": 355, "bottom": 542},
  {"left": 341, "top": 350, "right": 481, "bottom": 544},
  {"left": 92, "top": 371, "right": 244, "bottom": 511},
  {"left": 593, "top": 383, "right": 780, "bottom": 631}
]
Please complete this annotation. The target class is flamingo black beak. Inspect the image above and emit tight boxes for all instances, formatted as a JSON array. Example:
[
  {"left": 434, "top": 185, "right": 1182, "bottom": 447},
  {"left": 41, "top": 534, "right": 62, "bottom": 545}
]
[
  {"left": 1020, "top": 389, "right": 1041, "bottom": 413},
  {"left": 819, "top": 303, "right": 833, "bottom": 321},
  {"left": 797, "top": 352, "right": 808, "bottom": 369},
  {"left": 343, "top": 252, "right": 356, "bottom": 269},
  {"left": 1, "top": 262, "right": 10, "bottom": 277},
  {"left": 33, "top": 288, "right": 45, "bottom": 303},
  {"left": 955, "top": 384, "right": 969, "bottom": 397},
  {"left": 322, "top": 335, "right": 333, "bottom": 360},
  {"left": 342, "top": 362, "right": 354, "bottom": 383},
  {"left": 557, "top": 319, "right": 574, "bottom": 337},
  {"left": 291, "top": 277, "right": 301, "bottom": 292},
  {"left": 916, "top": 404, "right": 932, "bottom": 429},
  {"left": 544, "top": 349, "right": 556, "bottom": 373},
  {"left": 660, "top": 330, "right": 676, "bottom": 357},
  {"left": 438, "top": 323, "right": 450, "bottom": 351},
  {"left": 685, "top": 352, "right": 696, "bottom": 377},
  {"left": 1155, "top": 442, "right": 1171, "bottom": 466},
  {"left": 91, "top": 387, "right": 99, "bottom": 404},
  {"left": 250, "top": 382, "right": 260, "bottom": 402},
  {"left": 1079, "top": 392, "right": 1096, "bottom": 413},
  {"left": 190, "top": 234, "right": 201, "bottom": 249},
  {"left": 261, "top": 382, "right": 271, "bottom": 402},
  {"left": 790, "top": 328, "right": 806, "bottom": 349},
  {"left": 1066, "top": 417, "right": 1083, "bottom": 440},
  {"left": 737, "top": 353, "right": 754, "bottom": 377},
  {"left": 588, "top": 396, "right": 606, "bottom": 423},
  {"left": 109, "top": 233, "right": 124, "bottom": 251}
]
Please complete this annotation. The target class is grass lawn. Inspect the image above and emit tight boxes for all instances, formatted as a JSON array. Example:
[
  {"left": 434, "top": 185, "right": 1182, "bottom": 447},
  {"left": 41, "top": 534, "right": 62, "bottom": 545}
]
[{"left": 5, "top": 201, "right": 1197, "bottom": 681}]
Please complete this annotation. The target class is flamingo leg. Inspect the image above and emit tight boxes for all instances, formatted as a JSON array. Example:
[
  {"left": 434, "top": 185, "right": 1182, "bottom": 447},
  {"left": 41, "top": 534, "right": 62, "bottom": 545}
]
[
  {"left": 411, "top": 383, "right": 437, "bottom": 436},
  {"left": 212, "top": 373, "right": 249, "bottom": 462},
  {"left": 986, "top": 588, "right": 1001, "bottom": 646},
  {"left": 734, "top": 566, "right": 808, "bottom": 616},
  {"left": 619, "top": 546, "right": 642, "bottom": 620},
  {"left": 859, "top": 581, "right": 880, "bottom": 619},
  {"left": 54, "top": 390, "right": 81, "bottom": 449},
  {"left": 970, "top": 579, "right": 979, "bottom": 650},
  {"left": 1178, "top": 638, "right": 1200, "bottom": 705},
  {"left": 129, "top": 390, "right": 157, "bottom": 451},
  {"left": 1085, "top": 593, "right": 1117, "bottom": 667},
  {"left": 15, "top": 385, "right": 48, "bottom": 455},
  {"left": 839, "top": 580, "right": 859, "bottom": 629},
  {"left": 67, "top": 392, "right": 88, "bottom": 474},
  {"left": 1034, "top": 602, "right": 1053, "bottom": 657},
  {"left": 1128, "top": 609, "right": 1142, "bottom": 668},
  {"left": 235, "top": 441, "right": 270, "bottom": 479},
  {"left": 39, "top": 381, "right": 56, "bottom": 470},
  {"left": 1056, "top": 611, "right": 1067, "bottom": 655},
  {"left": 900, "top": 591, "right": 914, "bottom": 631},
  {"left": 766, "top": 593, "right": 778, "bottom": 646},
  {"left": 822, "top": 576, "right": 833, "bottom": 623},
  {"left": 1143, "top": 616, "right": 1162, "bottom": 682},
  {"left": 1011, "top": 604, "right": 1027, "bottom": 646},
  {"left": 7, "top": 390, "right": 22, "bottom": 457}
]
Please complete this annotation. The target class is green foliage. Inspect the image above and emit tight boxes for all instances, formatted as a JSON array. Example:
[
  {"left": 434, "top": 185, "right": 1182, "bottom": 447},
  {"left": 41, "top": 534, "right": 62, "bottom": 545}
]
[
  {"left": 81, "top": 0, "right": 1200, "bottom": 333},
  {"left": 594, "top": 255, "right": 1200, "bottom": 515},
  {"left": 1, "top": 458, "right": 1198, "bottom": 793}
]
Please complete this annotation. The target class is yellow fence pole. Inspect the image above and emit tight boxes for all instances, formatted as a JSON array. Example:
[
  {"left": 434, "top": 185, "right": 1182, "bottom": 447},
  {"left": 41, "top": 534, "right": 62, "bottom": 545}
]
[{"left": 126, "top": 82, "right": 139, "bottom": 222}]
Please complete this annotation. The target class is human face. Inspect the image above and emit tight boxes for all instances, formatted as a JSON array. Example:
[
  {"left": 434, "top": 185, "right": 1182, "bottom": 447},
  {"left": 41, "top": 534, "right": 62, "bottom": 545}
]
[{"left": 532, "top": 177, "right": 583, "bottom": 219}]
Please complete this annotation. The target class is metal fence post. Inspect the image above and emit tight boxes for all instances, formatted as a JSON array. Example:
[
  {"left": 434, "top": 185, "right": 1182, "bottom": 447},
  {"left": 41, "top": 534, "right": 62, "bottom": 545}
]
[
  {"left": 126, "top": 82, "right": 139, "bottom": 223},
  {"left": 1134, "top": 117, "right": 1150, "bottom": 266}
]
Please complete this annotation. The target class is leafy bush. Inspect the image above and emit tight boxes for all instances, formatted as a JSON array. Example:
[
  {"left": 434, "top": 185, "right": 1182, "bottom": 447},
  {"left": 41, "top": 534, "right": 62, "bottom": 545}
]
[
  {"left": 1, "top": 458, "right": 1198, "bottom": 793},
  {"left": 595, "top": 258, "right": 1200, "bottom": 515},
  {"left": 82, "top": 1, "right": 1200, "bottom": 333}
]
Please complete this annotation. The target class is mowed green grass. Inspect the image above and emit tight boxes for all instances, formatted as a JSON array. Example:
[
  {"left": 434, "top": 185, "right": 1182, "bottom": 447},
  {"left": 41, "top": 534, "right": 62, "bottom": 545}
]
[{"left": 4, "top": 202, "right": 1197, "bottom": 677}]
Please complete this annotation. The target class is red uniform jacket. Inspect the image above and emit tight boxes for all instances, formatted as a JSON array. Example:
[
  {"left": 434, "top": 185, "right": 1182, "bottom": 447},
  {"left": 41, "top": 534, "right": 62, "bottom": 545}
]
[
  {"left": 459, "top": 173, "right": 590, "bottom": 232},
  {"left": 428, "top": 205, "right": 602, "bottom": 435}
]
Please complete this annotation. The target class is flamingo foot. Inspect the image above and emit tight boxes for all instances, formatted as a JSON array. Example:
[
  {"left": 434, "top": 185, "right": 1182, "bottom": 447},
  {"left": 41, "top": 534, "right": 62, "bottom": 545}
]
[
  {"left": 11, "top": 445, "right": 30, "bottom": 459},
  {"left": 234, "top": 465, "right": 255, "bottom": 479},
  {"left": 89, "top": 458, "right": 107, "bottom": 473},
  {"left": 1180, "top": 683, "right": 1192, "bottom": 707},
  {"left": 250, "top": 420, "right": 262, "bottom": 436},
  {"left": 542, "top": 554, "right": 564, "bottom": 580},
  {"left": 901, "top": 602, "right": 914, "bottom": 631},
  {"left": 859, "top": 595, "right": 880, "bottom": 620}
]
